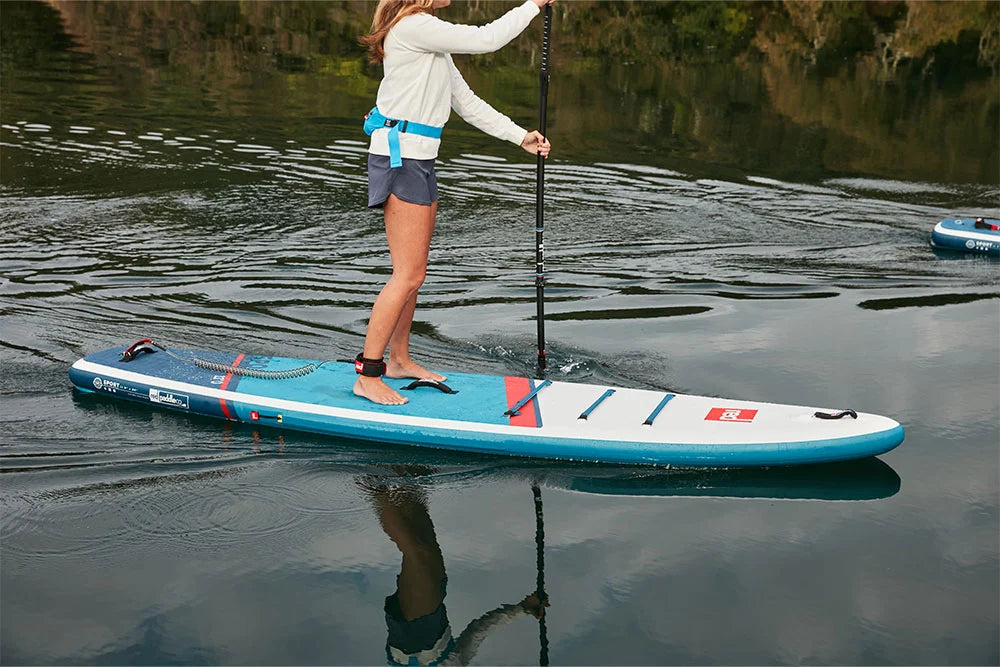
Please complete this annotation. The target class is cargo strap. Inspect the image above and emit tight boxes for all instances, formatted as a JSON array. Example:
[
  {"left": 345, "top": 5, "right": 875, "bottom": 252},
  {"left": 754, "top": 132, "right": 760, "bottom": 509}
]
[
  {"left": 643, "top": 393, "right": 676, "bottom": 426},
  {"left": 505, "top": 380, "right": 551, "bottom": 417},
  {"left": 363, "top": 106, "right": 443, "bottom": 168},
  {"left": 578, "top": 389, "right": 615, "bottom": 420}
]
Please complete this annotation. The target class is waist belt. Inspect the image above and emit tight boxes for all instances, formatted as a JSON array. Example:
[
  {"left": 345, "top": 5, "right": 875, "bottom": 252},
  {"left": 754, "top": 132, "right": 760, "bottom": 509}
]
[{"left": 363, "top": 106, "right": 443, "bottom": 168}]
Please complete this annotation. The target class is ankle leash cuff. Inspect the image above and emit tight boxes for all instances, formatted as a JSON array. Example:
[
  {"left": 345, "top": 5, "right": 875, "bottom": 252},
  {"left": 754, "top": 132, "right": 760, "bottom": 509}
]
[{"left": 355, "top": 354, "right": 387, "bottom": 377}]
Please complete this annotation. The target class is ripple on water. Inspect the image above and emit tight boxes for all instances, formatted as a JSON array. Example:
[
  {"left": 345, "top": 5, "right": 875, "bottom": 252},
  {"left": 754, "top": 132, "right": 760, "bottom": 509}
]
[
  {"left": 824, "top": 177, "right": 959, "bottom": 195},
  {"left": 1, "top": 489, "right": 132, "bottom": 559},
  {"left": 114, "top": 478, "right": 285, "bottom": 545},
  {"left": 2, "top": 456, "right": 373, "bottom": 561},
  {"left": 2, "top": 119, "right": 998, "bottom": 373}
]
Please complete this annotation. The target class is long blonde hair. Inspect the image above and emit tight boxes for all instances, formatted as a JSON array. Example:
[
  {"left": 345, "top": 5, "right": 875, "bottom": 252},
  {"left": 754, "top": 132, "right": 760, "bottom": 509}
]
[{"left": 361, "top": 0, "right": 435, "bottom": 64}]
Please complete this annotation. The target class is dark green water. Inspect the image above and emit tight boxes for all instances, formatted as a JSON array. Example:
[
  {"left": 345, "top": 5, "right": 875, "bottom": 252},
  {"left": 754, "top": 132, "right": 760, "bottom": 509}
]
[{"left": 2, "top": 1, "right": 998, "bottom": 664}]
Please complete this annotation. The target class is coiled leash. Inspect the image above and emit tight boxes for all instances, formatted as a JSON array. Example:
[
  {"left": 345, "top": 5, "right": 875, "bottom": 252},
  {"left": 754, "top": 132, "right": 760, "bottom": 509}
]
[
  {"left": 119, "top": 339, "right": 325, "bottom": 380},
  {"left": 119, "top": 339, "right": 456, "bottom": 392}
]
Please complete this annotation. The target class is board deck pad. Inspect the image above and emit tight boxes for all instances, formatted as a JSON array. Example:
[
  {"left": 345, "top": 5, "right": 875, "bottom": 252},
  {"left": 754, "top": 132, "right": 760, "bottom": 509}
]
[{"left": 70, "top": 346, "right": 904, "bottom": 467}]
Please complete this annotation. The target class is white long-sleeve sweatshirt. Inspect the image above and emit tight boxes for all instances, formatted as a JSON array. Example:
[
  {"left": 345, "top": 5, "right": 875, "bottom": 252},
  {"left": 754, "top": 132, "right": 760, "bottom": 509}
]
[{"left": 368, "top": 1, "right": 540, "bottom": 160}]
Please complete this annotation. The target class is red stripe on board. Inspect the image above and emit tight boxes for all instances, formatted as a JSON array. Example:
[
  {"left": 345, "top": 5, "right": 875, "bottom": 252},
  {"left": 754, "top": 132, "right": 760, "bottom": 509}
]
[
  {"left": 219, "top": 353, "right": 245, "bottom": 420},
  {"left": 504, "top": 376, "right": 538, "bottom": 428}
]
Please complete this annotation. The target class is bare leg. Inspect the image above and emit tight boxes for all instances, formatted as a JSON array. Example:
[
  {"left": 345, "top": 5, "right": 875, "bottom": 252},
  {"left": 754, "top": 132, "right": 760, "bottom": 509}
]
[
  {"left": 354, "top": 195, "right": 436, "bottom": 405},
  {"left": 370, "top": 486, "right": 446, "bottom": 620},
  {"left": 385, "top": 200, "right": 446, "bottom": 382}
]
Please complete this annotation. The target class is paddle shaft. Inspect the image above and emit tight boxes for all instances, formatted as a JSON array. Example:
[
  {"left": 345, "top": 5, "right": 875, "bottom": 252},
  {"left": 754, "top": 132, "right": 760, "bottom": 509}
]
[
  {"left": 535, "top": 3, "right": 551, "bottom": 371},
  {"left": 532, "top": 484, "right": 549, "bottom": 666}
]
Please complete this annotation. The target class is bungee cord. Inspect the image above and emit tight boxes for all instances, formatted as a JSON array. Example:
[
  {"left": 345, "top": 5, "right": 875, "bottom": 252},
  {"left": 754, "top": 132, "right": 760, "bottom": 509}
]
[{"left": 120, "top": 338, "right": 328, "bottom": 380}]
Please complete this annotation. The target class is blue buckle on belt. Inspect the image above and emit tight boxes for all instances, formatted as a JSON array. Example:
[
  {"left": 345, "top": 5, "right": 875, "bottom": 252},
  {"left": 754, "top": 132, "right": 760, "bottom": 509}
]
[{"left": 363, "top": 107, "right": 442, "bottom": 169}]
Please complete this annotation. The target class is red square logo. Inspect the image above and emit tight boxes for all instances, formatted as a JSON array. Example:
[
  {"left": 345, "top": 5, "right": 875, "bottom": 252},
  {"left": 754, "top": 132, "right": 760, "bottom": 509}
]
[
  {"left": 250, "top": 410, "right": 260, "bottom": 421},
  {"left": 705, "top": 407, "right": 758, "bottom": 423}
]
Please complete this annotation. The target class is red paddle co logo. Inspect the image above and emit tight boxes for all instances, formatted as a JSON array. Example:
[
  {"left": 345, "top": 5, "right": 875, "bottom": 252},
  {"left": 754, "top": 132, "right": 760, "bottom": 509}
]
[{"left": 706, "top": 407, "right": 758, "bottom": 423}]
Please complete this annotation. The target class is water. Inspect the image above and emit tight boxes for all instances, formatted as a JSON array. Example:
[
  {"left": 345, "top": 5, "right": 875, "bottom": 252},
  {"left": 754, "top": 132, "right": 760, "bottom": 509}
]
[{"left": 2, "top": 2, "right": 998, "bottom": 664}]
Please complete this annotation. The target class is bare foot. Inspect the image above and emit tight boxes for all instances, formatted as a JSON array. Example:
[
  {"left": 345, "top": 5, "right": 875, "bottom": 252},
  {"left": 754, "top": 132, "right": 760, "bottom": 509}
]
[
  {"left": 385, "top": 358, "right": 446, "bottom": 382},
  {"left": 354, "top": 375, "right": 408, "bottom": 405}
]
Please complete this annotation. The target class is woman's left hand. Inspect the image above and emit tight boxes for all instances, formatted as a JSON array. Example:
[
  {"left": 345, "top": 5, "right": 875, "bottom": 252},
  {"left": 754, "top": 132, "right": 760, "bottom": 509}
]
[{"left": 521, "top": 130, "right": 551, "bottom": 158}]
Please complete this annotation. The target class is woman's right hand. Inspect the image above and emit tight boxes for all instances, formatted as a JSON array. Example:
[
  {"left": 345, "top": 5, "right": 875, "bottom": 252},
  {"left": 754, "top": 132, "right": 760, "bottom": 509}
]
[
  {"left": 520, "top": 130, "right": 551, "bottom": 158},
  {"left": 519, "top": 592, "right": 549, "bottom": 618},
  {"left": 530, "top": 0, "right": 555, "bottom": 7}
]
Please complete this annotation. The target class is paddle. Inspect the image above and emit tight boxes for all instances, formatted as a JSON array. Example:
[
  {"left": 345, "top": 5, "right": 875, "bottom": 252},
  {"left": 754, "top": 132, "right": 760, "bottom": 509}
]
[
  {"left": 535, "top": 3, "right": 552, "bottom": 371},
  {"left": 532, "top": 483, "right": 550, "bottom": 665}
]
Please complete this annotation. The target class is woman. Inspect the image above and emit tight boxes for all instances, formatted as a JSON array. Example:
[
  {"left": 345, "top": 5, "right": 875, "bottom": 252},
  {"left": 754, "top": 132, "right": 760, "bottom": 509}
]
[{"left": 356, "top": 0, "right": 553, "bottom": 406}]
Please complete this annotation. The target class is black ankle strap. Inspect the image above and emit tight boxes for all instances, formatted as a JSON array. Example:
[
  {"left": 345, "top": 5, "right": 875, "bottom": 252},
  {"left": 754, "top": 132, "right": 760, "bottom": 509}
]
[{"left": 355, "top": 353, "right": 387, "bottom": 377}]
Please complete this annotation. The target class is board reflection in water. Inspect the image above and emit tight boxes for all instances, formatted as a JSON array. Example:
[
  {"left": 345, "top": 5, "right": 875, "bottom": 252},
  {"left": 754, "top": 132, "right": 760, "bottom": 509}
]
[{"left": 349, "top": 451, "right": 898, "bottom": 666}]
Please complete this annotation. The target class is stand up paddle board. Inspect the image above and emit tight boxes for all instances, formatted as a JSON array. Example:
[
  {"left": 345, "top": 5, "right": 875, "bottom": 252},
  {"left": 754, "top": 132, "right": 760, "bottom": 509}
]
[
  {"left": 931, "top": 217, "right": 1000, "bottom": 256},
  {"left": 69, "top": 341, "right": 903, "bottom": 467}
]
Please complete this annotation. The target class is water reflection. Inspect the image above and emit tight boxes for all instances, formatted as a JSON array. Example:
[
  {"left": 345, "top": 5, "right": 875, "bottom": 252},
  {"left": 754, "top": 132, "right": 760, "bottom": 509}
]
[
  {"left": 359, "top": 472, "right": 547, "bottom": 666},
  {"left": 2, "top": 1, "right": 997, "bottom": 186},
  {"left": 858, "top": 292, "right": 1000, "bottom": 310},
  {"left": 343, "top": 454, "right": 899, "bottom": 666},
  {"left": 40, "top": 394, "right": 904, "bottom": 502},
  {"left": 551, "top": 458, "right": 901, "bottom": 502}
]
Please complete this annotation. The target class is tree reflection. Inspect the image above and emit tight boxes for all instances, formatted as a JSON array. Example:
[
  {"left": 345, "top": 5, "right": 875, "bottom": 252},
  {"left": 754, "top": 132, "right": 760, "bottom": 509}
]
[{"left": 4, "top": 1, "right": 995, "bottom": 182}]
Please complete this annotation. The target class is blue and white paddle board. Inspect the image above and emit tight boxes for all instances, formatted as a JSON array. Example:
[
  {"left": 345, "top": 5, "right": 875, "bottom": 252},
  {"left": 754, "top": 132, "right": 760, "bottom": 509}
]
[
  {"left": 931, "top": 218, "right": 1000, "bottom": 255},
  {"left": 69, "top": 345, "right": 904, "bottom": 467}
]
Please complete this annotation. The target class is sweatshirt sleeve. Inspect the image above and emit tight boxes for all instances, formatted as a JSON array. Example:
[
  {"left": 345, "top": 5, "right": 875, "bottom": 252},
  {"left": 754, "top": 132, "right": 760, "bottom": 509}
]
[
  {"left": 448, "top": 55, "right": 527, "bottom": 146},
  {"left": 448, "top": 603, "right": 526, "bottom": 665},
  {"left": 393, "top": 1, "right": 540, "bottom": 55}
]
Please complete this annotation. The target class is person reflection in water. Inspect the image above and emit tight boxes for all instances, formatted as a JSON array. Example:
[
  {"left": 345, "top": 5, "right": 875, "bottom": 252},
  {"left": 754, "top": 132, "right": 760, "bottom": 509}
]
[{"left": 360, "top": 475, "right": 546, "bottom": 666}]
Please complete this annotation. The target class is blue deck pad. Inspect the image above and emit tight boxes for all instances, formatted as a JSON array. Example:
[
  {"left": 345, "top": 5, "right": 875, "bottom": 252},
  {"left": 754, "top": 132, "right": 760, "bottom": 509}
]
[
  {"left": 84, "top": 347, "right": 246, "bottom": 387},
  {"left": 237, "top": 358, "right": 513, "bottom": 426},
  {"left": 87, "top": 347, "right": 513, "bottom": 427}
]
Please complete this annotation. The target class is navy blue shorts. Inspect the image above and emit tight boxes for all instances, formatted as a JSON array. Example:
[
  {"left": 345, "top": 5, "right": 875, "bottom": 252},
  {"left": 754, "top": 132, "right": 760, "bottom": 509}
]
[
  {"left": 385, "top": 578, "right": 450, "bottom": 657},
  {"left": 368, "top": 154, "right": 438, "bottom": 208}
]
